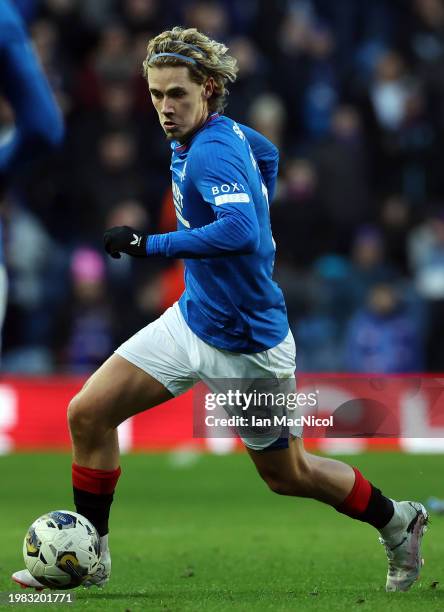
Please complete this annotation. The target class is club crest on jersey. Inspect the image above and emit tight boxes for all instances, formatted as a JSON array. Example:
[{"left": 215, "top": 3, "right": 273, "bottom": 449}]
[{"left": 180, "top": 161, "right": 188, "bottom": 182}]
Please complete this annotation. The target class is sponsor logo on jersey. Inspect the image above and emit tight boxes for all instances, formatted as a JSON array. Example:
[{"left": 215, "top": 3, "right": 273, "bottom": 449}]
[
  {"left": 211, "top": 182, "right": 250, "bottom": 206},
  {"left": 211, "top": 182, "right": 246, "bottom": 195},
  {"left": 214, "top": 193, "right": 251, "bottom": 206}
]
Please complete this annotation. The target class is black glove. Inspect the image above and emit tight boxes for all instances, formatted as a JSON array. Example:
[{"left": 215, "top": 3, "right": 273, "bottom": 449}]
[{"left": 103, "top": 226, "right": 149, "bottom": 259}]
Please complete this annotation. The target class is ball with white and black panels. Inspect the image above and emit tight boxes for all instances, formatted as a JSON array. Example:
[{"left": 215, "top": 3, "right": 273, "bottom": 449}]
[{"left": 23, "top": 510, "right": 101, "bottom": 589}]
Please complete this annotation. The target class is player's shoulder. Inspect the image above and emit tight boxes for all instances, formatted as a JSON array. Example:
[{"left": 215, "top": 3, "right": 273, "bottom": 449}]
[
  {"left": 196, "top": 114, "right": 245, "bottom": 145},
  {"left": 189, "top": 115, "right": 248, "bottom": 165}
]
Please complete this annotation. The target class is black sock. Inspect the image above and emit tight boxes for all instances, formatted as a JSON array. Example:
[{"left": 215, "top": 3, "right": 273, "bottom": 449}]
[
  {"left": 73, "top": 487, "right": 114, "bottom": 537},
  {"left": 357, "top": 485, "right": 394, "bottom": 529}
]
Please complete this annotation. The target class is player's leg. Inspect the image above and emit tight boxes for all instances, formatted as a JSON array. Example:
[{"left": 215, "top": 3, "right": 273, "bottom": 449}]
[
  {"left": 12, "top": 355, "right": 175, "bottom": 590},
  {"left": 68, "top": 301, "right": 196, "bottom": 553},
  {"left": 246, "top": 437, "right": 428, "bottom": 592},
  {"left": 233, "top": 328, "right": 428, "bottom": 591},
  {"left": 13, "top": 303, "right": 197, "bottom": 590},
  {"left": 246, "top": 436, "right": 390, "bottom": 514},
  {"left": 68, "top": 353, "right": 176, "bottom": 588},
  {"left": 69, "top": 353, "right": 173, "bottom": 471},
  {"left": 246, "top": 436, "right": 355, "bottom": 503},
  {"left": 69, "top": 354, "right": 173, "bottom": 533}
]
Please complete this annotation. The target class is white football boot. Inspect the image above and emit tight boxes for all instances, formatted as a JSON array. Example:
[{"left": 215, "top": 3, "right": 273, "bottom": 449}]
[
  {"left": 12, "top": 536, "right": 111, "bottom": 590},
  {"left": 11, "top": 570, "right": 45, "bottom": 591},
  {"left": 379, "top": 501, "right": 428, "bottom": 592},
  {"left": 82, "top": 541, "right": 111, "bottom": 588}
]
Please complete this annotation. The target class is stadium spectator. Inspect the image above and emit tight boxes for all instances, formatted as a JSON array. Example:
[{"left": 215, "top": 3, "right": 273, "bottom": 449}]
[
  {"left": 310, "top": 105, "right": 371, "bottom": 251},
  {"left": 74, "top": 24, "right": 133, "bottom": 110},
  {"left": 271, "top": 158, "right": 329, "bottom": 266},
  {"left": 2, "top": 196, "right": 67, "bottom": 371},
  {"left": 408, "top": 209, "right": 444, "bottom": 370},
  {"left": 379, "top": 194, "right": 413, "bottom": 274},
  {"left": 247, "top": 93, "right": 287, "bottom": 150},
  {"left": 292, "top": 254, "right": 356, "bottom": 372},
  {"left": 119, "top": 0, "right": 163, "bottom": 35},
  {"left": 360, "top": 49, "right": 436, "bottom": 198},
  {"left": 226, "top": 37, "right": 269, "bottom": 126},
  {"left": 73, "top": 129, "right": 146, "bottom": 239},
  {"left": 103, "top": 198, "right": 165, "bottom": 344},
  {"left": 53, "top": 247, "right": 114, "bottom": 374},
  {"left": 349, "top": 225, "right": 399, "bottom": 305},
  {"left": 183, "top": 1, "right": 230, "bottom": 40},
  {"left": 273, "top": 8, "right": 316, "bottom": 141},
  {"left": 302, "top": 24, "right": 339, "bottom": 139},
  {"left": 344, "top": 283, "right": 425, "bottom": 373}
]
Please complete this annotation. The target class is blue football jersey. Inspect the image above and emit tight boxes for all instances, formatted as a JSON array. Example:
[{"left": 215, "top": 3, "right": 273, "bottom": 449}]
[{"left": 148, "top": 113, "right": 289, "bottom": 353}]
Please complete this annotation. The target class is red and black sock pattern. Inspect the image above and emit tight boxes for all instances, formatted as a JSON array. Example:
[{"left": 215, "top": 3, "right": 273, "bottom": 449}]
[
  {"left": 72, "top": 464, "right": 121, "bottom": 537},
  {"left": 336, "top": 467, "right": 394, "bottom": 529}
]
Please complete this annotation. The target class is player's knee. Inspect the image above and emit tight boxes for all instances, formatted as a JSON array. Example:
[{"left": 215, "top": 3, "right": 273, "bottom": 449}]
[
  {"left": 67, "top": 392, "right": 107, "bottom": 439},
  {"left": 68, "top": 393, "right": 88, "bottom": 436},
  {"left": 261, "top": 458, "right": 313, "bottom": 497},
  {"left": 266, "top": 476, "right": 297, "bottom": 496},
  {"left": 265, "top": 474, "right": 308, "bottom": 496}
]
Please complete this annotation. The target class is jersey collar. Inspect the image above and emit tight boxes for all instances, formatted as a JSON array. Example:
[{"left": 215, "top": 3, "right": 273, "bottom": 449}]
[{"left": 173, "top": 113, "right": 220, "bottom": 153}]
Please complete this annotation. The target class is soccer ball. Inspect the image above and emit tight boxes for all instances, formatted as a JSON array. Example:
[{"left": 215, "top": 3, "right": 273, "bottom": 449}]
[{"left": 23, "top": 510, "right": 101, "bottom": 589}]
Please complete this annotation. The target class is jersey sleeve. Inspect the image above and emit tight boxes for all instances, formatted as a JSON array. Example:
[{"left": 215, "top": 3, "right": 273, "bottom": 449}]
[
  {"left": 0, "top": 2, "right": 64, "bottom": 171},
  {"left": 147, "top": 136, "right": 260, "bottom": 259},
  {"left": 237, "top": 123, "right": 279, "bottom": 202}
]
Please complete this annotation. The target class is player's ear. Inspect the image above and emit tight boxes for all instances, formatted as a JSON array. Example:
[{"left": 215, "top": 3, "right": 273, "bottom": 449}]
[{"left": 203, "top": 77, "right": 215, "bottom": 100}]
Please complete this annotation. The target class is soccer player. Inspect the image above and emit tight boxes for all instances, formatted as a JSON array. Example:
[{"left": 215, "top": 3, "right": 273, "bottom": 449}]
[
  {"left": 13, "top": 26, "right": 427, "bottom": 592},
  {"left": 0, "top": 0, "right": 63, "bottom": 170},
  {"left": 0, "top": 0, "right": 64, "bottom": 350}
]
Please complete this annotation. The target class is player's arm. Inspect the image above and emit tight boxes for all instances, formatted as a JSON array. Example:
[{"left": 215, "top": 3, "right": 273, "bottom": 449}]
[
  {"left": 148, "top": 140, "right": 260, "bottom": 258},
  {"left": 237, "top": 123, "right": 279, "bottom": 202},
  {"left": 104, "top": 138, "right": 260, "bottom": 260},
  {"left": 147, "top": 205, "right": 259, "bottom": 258},
  {"left": 0, "top": 4, "right": 64, "bottom": 170}
]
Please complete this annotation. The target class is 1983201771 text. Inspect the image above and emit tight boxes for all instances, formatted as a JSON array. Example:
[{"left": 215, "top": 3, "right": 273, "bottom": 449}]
[{"left": 0, "top": 592, "right": 75, "bottom": 605}]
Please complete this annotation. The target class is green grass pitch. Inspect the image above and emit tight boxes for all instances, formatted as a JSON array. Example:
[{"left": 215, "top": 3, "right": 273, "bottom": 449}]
[{"left": 0, "top": 451, "right": 443, "bottom": 611}]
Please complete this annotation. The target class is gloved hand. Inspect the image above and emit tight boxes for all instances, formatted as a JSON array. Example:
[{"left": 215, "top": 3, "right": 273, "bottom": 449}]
[{"left": 103, "top": 226, "right": 148, "bottom": 259}]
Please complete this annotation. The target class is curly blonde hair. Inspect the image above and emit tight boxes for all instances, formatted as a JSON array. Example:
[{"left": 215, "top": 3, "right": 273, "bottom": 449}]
[{"left": 143, "top": 27, "right": 238, "bottom": 113}]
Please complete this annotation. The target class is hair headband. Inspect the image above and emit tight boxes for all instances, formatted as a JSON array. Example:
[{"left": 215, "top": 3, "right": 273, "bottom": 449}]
[
  {"left": 149, "top": 42, "right": 205, "bottom": 66},
  {"left": 149, "top": 52, "right": 198, "bottom": 65}
]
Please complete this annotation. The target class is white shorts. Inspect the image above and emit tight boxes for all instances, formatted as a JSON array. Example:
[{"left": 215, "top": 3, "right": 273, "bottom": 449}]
[{"left": 115, "top": 302, "right": 300, "bottom": 450}]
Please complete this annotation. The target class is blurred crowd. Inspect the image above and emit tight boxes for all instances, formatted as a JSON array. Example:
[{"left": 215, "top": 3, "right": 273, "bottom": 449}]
[{"left": 2, "top": 0, "right": 444, "bottom": 374}]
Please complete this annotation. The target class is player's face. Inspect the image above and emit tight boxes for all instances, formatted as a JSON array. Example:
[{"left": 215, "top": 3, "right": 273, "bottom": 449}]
[{"left": 147, "top": 66, "right": 213, "bottom": 143}]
